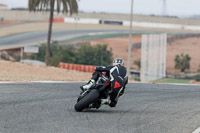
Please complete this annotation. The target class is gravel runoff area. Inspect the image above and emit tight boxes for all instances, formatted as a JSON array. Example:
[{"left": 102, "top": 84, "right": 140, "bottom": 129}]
[
  {"left": 0, "top": 60, "right": 199, "bottom": 85},
  {"left": 0, "top": 60, "right": 92, "bottom": 81}
]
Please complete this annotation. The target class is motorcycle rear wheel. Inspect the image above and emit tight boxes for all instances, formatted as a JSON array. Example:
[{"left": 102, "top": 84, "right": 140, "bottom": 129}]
[{"left": 74, "top": 89, "right": 99, "bottom": 112}]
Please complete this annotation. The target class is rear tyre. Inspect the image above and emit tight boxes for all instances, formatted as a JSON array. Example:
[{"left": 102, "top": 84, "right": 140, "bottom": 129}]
[{"left": 74, "top": 89, "right": 99, "bottom": 112}]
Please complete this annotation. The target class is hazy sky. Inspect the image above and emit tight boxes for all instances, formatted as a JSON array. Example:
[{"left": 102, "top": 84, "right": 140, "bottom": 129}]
[{"left": 1, "top": 0, "right": 200, "bottom": 17}]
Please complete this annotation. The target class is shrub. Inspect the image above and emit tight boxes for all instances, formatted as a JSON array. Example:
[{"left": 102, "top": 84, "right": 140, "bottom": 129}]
[
  {"left": 198, "top": 65, "right": 200, "bottom": 72},
  {"left": 32, "top": 42, "right": 113, "bottom": 66},
  {"left": 134, "top": 59, "right": 141, "bottom": 69},
  {"left": 174, "top": 53, "right": 191, "bottom": 72}
]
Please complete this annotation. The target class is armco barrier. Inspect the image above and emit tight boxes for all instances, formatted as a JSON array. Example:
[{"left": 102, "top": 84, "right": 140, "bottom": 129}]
[
  {"left": 74, "top": 64, "right": 78, "bottom": 71},
  {"left": 85, "top": 65, "right": 90, "bottom": 72},
  {"left": 59, "top": 62, "right": 96, "bottom": 73},
  {"left": 69, "top": 63, "right": 73, "bottom": 70},
  {"left": 64, "top": 63, "right": 69, "bottom": 69},
  {"left": 80, "top": 65, "right": 85, "bottom": 72},
  {"left": 88, "top": 66, "right": 93, "bottom": 73},
  {"left": 59, "top": 62, "right": 65, "bottom": 69}
]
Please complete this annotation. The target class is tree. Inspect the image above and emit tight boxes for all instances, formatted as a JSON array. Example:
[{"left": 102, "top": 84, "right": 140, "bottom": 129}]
[
  {"left": 31, "top": 43, "right": 113, "bottom": 66},
  {"left": 75, "top": 44, "right": 113, "bottom": 66},
  {"left": 28, "top": 0, "right": 78, "bottom": 65},
  {"left": 174, "top": 53, "right": 191, "bottom": 72},
  {"left": 134, "top": 59, "right": 141, "bottom": 69},
  {"left": 198, "top": 65, "right": 200, "bottom": 72},
  {"left": 31, "top": 43, "right": 46, "bottom": 61}
]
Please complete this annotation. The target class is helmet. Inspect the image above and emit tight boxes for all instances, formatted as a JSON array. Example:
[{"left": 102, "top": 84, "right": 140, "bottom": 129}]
[{"left": 113, "top": 58, "right": 124, "bottom": 66}]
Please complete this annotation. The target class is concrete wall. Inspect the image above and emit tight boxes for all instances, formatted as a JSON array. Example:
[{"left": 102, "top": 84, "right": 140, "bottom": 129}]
[
  {"left": 0, "top": 7, "right": 7, "bottom": 10},
  {"left": 1, "top": 10, "right": 200, "bottom": 26},
  {"left": 0, "top": 4, "right": 8, "bottom": 10},
  {"left": 0, "top": 10, "right": 50, "bottom": 21}
]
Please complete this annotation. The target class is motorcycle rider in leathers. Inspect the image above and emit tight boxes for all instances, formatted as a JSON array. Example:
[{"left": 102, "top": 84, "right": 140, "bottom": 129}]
[{"left": 80, "top": 58, "right": 128, "bottom": 107}]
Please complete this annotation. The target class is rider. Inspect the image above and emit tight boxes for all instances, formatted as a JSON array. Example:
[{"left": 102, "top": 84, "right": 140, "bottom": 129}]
[{"left": 80, "top": 58, "right": 128, "bottom": 107}]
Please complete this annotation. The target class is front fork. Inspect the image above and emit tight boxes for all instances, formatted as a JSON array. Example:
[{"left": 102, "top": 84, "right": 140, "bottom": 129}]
[{"left": 77, "top": 89, "right": 90, "bottom": 102}]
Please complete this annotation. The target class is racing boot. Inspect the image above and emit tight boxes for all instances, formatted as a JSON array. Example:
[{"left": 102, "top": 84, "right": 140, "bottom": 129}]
[
  {"left": 109, "top": 100, "right": 117, "bottom": 108},
  {"left": 101, "top": 96, "right": 117, "bottom": 108},
  {"left": 80, "top": 79, "right": 95, "bottom": 91},
  {"left": 101, "top": 96, "right": 111, "bottom": 105}
]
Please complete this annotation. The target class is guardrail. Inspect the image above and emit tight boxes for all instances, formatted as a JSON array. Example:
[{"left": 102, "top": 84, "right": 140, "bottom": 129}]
[{"left": 58, "top": 62, "right": 96, "bottom": 73}]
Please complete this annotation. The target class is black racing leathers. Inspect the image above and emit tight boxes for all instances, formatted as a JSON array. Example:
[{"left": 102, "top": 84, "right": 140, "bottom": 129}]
[{"left": 93, "top": 65, "right": 128, "bottom": 107}]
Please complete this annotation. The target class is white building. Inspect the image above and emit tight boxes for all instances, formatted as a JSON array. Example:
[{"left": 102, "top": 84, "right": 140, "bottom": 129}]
[{"left": 0, "top": 4, "right": 8, "bottom": 10}]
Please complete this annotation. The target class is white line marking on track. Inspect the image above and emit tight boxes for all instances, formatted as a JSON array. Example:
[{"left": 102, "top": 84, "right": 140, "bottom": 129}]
[{"left": 192, "top": 127, "right": 200, "bottom": 133}]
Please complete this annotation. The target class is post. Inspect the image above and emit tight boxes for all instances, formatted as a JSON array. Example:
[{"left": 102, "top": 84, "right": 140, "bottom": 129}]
[
  {"left": 20, "top": 47, "right": 24, "bottom": 61},
  {"left": 127, "top": 0, "right": 134, "bottom": 77}
]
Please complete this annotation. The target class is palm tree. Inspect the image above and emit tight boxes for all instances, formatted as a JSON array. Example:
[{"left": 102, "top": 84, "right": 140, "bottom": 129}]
[{"left": 28, "top": 0, "right": 78, "bottom": 65}]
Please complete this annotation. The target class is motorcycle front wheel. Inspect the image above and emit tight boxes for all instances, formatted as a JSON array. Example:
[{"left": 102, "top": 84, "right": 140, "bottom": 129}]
[{"left": 74, "top": 89, "right": 99, "bottom": 112}]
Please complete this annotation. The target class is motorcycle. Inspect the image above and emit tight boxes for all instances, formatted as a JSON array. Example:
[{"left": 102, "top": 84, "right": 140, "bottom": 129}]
[{"left": 74, "top": 74, "right": 111, "bottom": 112}]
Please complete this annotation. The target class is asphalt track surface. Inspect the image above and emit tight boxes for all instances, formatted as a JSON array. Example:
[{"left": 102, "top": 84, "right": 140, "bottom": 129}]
[
  {"left": 0, "top": 83, "right": 200, "bottom": 133},
  {"left": 0, "top": 29, "right": 165, "bottom": 50},
  {"left": 0, "top": 29, "right": 127, "bottom": 49}
]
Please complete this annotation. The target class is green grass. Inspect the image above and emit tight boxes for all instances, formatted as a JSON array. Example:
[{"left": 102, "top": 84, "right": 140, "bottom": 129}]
[
  {"left": 60, "top": 31, "right": 168, "bottom": 43},
  {"left": 0, "top": 32, "right": 30, "bottom": 39},
  {"left": 60, "top": 33, "right": 130, "bottom": 43},
  {"left": 59, "top": 31, "right": 184, "bottom": 43},
  {"left": 156, "top": 78, "right": 192, "bottom": 84}
]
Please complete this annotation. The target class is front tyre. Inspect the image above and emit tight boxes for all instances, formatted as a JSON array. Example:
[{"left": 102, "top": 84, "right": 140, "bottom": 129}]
[{"left": 74, "top": 89, "right": 99, "bottom": 112}]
